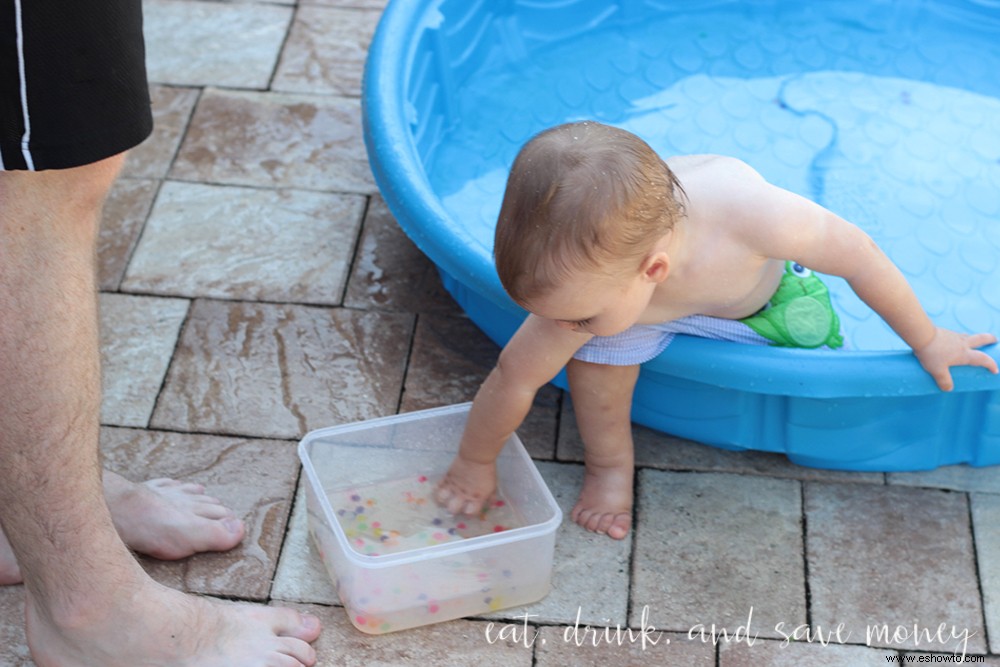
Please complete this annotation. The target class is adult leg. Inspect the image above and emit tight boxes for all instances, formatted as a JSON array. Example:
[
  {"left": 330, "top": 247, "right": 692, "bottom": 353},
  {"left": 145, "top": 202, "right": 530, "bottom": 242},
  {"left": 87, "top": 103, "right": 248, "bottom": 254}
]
[
  {"left": 565, "top": 359, "right": 640, "bottom": 540},
  {"left": 0, "top": 157, "right": 321, "bottom": 666}
]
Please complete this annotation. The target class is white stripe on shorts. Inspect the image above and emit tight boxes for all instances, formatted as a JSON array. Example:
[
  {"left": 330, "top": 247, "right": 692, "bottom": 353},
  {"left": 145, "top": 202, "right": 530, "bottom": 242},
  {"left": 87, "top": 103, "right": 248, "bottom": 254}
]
[{"left": 14, "top": 0, "right": 34, "bottom": 170}]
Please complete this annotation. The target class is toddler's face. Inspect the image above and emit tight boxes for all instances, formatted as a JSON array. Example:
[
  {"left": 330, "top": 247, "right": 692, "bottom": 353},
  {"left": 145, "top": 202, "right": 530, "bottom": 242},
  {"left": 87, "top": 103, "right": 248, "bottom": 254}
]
[{"left": 524, "top": 266, "right": 654, "bottom": 337}]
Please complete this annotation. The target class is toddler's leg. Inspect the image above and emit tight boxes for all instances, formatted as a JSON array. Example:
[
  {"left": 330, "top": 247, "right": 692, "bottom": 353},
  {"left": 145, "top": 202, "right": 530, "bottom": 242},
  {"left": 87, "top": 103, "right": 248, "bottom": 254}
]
[{"left": 565, "top": 359, "right": 639, "bottom": 540}]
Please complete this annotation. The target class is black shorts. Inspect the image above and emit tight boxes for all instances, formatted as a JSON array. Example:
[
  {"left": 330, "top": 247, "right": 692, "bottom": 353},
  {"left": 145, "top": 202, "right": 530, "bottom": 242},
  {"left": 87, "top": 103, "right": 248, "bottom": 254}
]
[{"left": 0, "top": 0, "right": 153, "bottom": 171}]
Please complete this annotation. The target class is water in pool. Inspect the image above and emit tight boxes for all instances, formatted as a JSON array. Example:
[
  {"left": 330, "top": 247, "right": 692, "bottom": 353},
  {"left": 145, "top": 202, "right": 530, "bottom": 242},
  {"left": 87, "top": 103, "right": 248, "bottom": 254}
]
[{"left": 426, "top": 2, "right": 1000, "bottom": 351}]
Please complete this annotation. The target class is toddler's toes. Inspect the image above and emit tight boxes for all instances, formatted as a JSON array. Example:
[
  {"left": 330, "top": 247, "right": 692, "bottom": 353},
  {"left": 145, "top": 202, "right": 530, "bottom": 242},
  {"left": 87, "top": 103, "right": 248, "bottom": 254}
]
[
  {"left": 604, "top": 513, "right": 632, "bottom": 540},
  {"left": 571, "top": 507, "right": 632, "bottom": 540}
]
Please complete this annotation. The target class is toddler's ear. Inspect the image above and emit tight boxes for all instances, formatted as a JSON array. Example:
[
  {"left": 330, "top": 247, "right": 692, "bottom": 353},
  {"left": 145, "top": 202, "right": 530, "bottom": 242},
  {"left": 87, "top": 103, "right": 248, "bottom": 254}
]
[{"left": 643, "top": 252, "right": 670, "bottom": 283}]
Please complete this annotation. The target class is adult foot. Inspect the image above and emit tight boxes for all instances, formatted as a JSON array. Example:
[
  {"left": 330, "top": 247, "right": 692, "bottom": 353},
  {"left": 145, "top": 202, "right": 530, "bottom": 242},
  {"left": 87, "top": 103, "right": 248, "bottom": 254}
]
[
  {"left": 0, "top": 471, "right": 245, "bottom": 584},
  {"left": 25, "top": 577, "right": 322, "bottom": 667},
  {"left": 104, "top": 471, "right": 245, "bottom": 560},
  {"left": 570, "top": 463, "right": 633, "bottom": 540}
]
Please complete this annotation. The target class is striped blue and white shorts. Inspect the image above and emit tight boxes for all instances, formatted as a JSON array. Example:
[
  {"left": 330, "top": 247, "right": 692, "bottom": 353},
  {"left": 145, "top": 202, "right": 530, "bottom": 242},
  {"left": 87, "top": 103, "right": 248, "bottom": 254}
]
[
  {"left": 573, "top": 314, "right": 773, "bottom": 366},
  {"left": 0, "top": 0, "right": 152, "bottom": 171}
]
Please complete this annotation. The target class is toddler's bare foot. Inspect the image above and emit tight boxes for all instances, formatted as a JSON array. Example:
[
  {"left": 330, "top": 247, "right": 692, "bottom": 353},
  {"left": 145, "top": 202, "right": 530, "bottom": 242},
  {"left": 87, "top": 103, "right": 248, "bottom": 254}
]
[
  {"left": 25, "top": 577, "right": 321, "bottom": 667},
  {"left": 0, "top": 471, "right": 244, "bottom": 585},
  {"left": 570, "top": 463, "right": 633, "bottom": 540}
]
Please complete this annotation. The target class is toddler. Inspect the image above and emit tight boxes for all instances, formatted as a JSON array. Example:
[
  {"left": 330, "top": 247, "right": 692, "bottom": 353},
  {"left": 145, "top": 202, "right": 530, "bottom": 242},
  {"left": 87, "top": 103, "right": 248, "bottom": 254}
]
[{"left": 435, "top": 121, "right": 998, "bottom": 540}]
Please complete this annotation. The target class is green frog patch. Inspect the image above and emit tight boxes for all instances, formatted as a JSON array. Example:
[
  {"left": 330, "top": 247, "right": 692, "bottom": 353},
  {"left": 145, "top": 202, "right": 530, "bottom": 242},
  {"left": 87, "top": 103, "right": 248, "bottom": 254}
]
[{"left": 741, "top": 262, "right": 844, "bottom": 349}]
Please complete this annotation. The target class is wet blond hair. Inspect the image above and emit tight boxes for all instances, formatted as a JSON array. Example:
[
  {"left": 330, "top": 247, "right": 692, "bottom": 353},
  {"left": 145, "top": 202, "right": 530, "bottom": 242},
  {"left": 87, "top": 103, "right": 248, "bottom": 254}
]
[{"left": 494, "top": 121, "right": 686, "bottom": 305}]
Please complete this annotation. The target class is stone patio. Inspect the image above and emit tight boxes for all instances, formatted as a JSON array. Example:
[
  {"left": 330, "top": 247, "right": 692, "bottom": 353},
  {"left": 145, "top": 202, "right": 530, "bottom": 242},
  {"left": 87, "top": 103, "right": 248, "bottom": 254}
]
[{"left": 2, "top": 1, "right": 999, "bottom": 665}]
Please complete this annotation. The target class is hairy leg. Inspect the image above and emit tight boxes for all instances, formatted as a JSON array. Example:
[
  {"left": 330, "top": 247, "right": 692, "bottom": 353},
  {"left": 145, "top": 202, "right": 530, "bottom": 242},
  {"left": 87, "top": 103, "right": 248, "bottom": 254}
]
[
  {"left": 0, "top": 157, "right": 321, "bottom": 666},
  {"left": 565, "top": 359, "right": 640, "bottom": 540}
]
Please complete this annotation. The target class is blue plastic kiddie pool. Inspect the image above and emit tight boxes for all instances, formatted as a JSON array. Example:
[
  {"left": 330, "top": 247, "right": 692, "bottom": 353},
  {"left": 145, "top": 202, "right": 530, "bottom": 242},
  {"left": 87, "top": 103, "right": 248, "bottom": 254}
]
[{"left": 363, "top": 0, "right": 1000, "bottom": 471}]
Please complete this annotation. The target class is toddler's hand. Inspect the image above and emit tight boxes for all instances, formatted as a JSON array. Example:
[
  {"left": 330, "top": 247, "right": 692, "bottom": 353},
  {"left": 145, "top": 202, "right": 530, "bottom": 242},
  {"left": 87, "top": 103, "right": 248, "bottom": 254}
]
[
  {"left": 434, "top": 456, "right": 497, "bottom": 515},
  {"left": 913, "top": 328, "right": 998, "bottom": 391}
]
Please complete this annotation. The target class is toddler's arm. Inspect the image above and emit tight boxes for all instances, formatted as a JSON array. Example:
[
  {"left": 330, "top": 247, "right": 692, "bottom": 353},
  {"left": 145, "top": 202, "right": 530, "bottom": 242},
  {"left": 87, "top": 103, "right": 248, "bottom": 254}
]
[
  {"left": 731, "top": 166, "right": 998, "bottom": 390},
  {"left": 803, "top": 227, "right": 997, "bottom": 389},
  {"left": 435, "top": 315, "right": 590, "bottom": 514}
]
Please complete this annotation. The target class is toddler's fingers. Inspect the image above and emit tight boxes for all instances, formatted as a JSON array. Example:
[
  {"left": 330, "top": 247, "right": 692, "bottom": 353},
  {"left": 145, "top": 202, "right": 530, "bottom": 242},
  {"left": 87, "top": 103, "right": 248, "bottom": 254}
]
[
  {"left": 444, "top": 493, "right": 466, "bottom": 515},
  {"left": 445, "top": 497, "right": 483, "bottom": 516},
  {"left": 968, "top": 349, "right": 999, "bottom": 375},
  {"left": 434, "top": 484, "right": 455, "bottom": 508},
  {"left": 966, "top": 332, "right": 999, "bottom": 349},
  {"left": 933, "top": 368, "right": 955, "bottom": 392},
  {"left": 960, "top": 333, "right": 999, "bottom": 375}
]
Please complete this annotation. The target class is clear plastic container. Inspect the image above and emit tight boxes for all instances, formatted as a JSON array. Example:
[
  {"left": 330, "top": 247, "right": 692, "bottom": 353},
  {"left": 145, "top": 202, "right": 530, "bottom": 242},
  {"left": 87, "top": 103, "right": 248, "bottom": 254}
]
[{"left": 298, "top": 403, "right": 562, "bottom": 634}]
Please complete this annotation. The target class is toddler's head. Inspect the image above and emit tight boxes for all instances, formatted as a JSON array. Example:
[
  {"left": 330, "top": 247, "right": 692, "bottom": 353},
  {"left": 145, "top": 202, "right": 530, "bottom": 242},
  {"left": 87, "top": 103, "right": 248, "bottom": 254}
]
[{"left": 493, "top": 121, "right": 685, "bottom": 306}]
